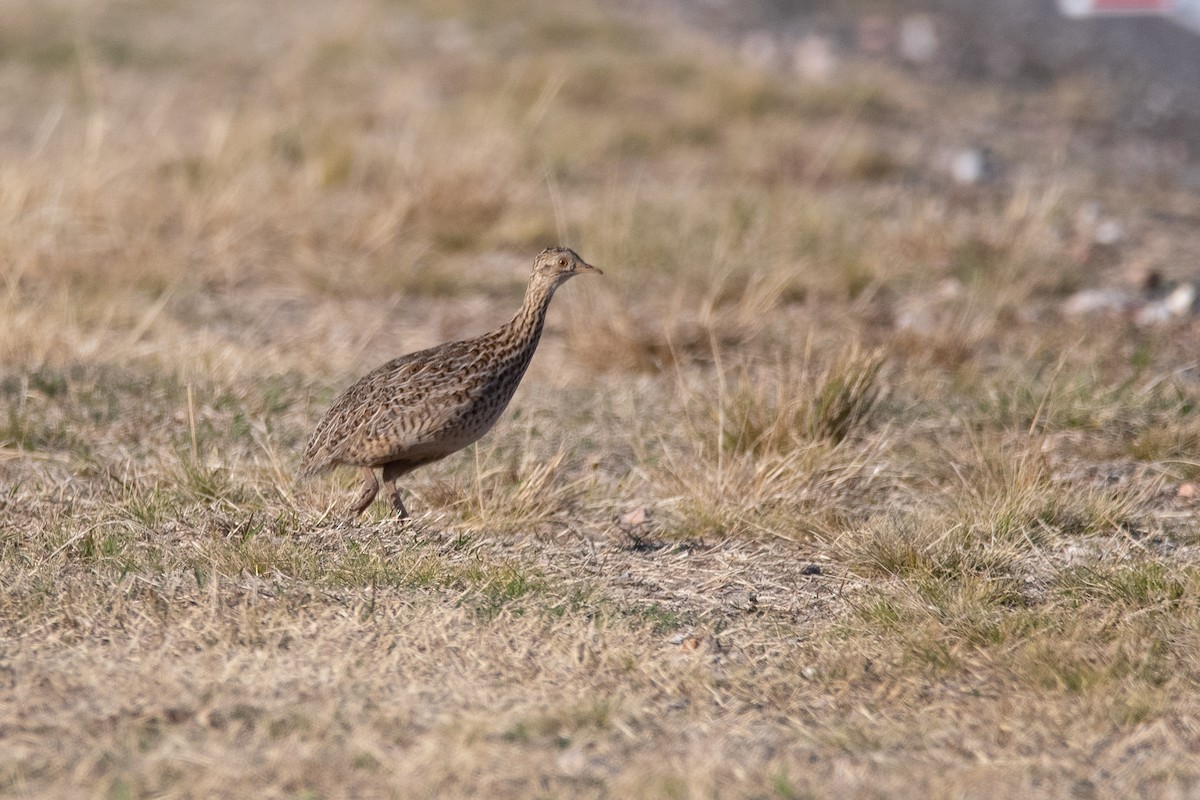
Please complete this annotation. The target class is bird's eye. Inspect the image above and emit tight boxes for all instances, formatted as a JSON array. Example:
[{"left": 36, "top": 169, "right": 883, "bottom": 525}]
[{"left": 558, "top": 257, "right": 568, "bottom": 267}]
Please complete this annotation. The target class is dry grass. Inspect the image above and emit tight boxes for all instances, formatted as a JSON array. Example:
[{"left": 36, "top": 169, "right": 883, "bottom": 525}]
[{"left": 3, "top": 0, "right": 1200, "bottom": 797}]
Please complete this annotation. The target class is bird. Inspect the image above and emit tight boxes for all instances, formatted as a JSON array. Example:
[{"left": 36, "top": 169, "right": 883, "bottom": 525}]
[{"left": 299, "top": 246, "right": 602, "bottom": 519}]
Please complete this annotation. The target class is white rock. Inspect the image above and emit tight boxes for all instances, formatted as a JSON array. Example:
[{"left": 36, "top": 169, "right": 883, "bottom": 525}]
[
  {"left": 950, "top": 148, "right": 987, "bottom": 185},
  {"left": 899, "top": 14, "right": 938, "bottom": 63},
  {"left": 1135, "top": 283, "right": 1197, "bottom": 326},
  {"left": 1135, "top": 301, "right": 1172, "bottom": 326},
  {"left": 936, "top": 278, "right": 965, "bottom": 299},
  {"left": 1094, "top": 219, "right": 1124, "bottom": 246},
  {"left": 793, "top": 35, "right": 836, "bottom": 83},
  {"left": 1164, "top": 282, "right": 1197, "bottom": 315},
  {"left": 1062, "top": 288, "right": 1131, "bottom": 316}
]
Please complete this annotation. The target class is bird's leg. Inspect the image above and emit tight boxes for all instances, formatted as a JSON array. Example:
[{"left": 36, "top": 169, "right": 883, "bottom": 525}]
[
  {"left": 348, "top": 467, "right": 380, "bottom": 518},
  {"left": 382, "top": 461, "right": 411, "bottom": 520},
  {"left": 392, "top": 493, "right": 409, "bottom": 519}
]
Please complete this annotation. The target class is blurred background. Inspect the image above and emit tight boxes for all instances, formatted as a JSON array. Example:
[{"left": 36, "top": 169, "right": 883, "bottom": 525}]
[
  {"left": 3, "top": 0, "right": 1200, "bottom": 397},
  {"left": 5, "top": 0, "right": 1200, "bottom": 456},
  {"left": 7, "top": 3, "right": 1200, "bottom": 797},
  {"left": 687, "top": 0, "right": 1200, "bottom": 143}
]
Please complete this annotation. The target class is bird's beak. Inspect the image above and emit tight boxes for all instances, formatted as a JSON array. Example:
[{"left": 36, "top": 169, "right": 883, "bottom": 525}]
[{"left": 576, "top": 260, "right": 603, "bottom": 276}]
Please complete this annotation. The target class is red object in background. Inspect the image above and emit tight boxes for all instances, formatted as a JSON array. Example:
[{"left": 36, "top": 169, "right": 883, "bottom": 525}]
[
  {"left": 1093, "top": 0, "right": 1172, "bottom": 8},
  {"left": 1059, "top": 0, "right": 1173, "bottom": 15},
  {"left": 1060, "top": 0, "right": 1200, "bottom": 34}
]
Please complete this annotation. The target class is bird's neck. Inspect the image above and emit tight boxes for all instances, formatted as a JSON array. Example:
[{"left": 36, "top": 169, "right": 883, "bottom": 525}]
[{"left": 503, "top": 279, "right": 557, "bottom": 349}]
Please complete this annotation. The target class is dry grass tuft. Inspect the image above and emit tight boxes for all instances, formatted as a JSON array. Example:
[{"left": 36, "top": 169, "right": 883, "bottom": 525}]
[
  {"left": 422, "top": 441, "right": 583, "bottom": 533},
  {"left": 722, "top": 344, "right": 886, "bottom": 453}
]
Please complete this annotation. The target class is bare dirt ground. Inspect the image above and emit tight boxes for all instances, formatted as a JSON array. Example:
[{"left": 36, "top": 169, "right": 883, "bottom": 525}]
[{"left": 3, "top": 1, "right": 1200, "bottom": 797}]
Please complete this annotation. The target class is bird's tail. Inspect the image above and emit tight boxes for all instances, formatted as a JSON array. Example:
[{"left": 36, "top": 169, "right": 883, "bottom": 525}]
[{"left": 296, "top": 447, "right": 333, "bottom": 481}]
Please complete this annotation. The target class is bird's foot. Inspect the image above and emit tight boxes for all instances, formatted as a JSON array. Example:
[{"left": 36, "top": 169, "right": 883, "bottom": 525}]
[{"left": 392, "top": 493, "right": 410, "bottom": 520}]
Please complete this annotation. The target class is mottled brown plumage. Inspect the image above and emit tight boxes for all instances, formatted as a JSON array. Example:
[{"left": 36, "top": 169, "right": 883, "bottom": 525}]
[{"left": 299, "top": 247, "right": 601, "bottom": 518}]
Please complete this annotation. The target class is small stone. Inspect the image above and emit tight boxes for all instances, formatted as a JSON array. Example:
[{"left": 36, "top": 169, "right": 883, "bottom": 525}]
[
  {"left": 618, "top": 507, "right": 650, "bottom": 526},
  {"left": 557, "top": 747, "right": 588, "bottom": 776},
  {"left": 936, "top": 278, "right": 965, "bottom": 299},
  {"left": 792, "top": 35, "right": 836, "bottom": 83},
  {"left": 1164, "top": 283, "right": 1197, "bottom": 316},
  {"left": 1135, "top": 300, "right": 1173, "bottom": 326},
  {"left": 1178, "top": 482, "right": 1199, "bottom": 499},
  {"left": 899, "top": 14, "right": 938, "bottom": 63},
  {"left": 1059, "top": 0, "right": 1092, "bottom": 18},
  {"left": 949, "top": 147, "right": 992, "bottom": 186},
  {"left": 801, "top": 563, "right": 823, "bottom": 576},
  {"left": 1094, "top": 219, "right": 1124, "bottom": 246},
  {"left": 1062, "top": 288, "right": 1131, "bottom": 316}
]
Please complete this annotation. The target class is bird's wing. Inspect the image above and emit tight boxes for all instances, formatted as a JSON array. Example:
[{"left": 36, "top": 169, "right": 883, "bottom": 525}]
[{"left": 300, "top": 340, "right": 499, "bottom": 471}]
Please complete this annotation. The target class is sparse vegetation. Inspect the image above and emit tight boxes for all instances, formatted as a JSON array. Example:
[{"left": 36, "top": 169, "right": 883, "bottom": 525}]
[{"left": 3, "top": 0, "right": 1200, "bottom": 797}]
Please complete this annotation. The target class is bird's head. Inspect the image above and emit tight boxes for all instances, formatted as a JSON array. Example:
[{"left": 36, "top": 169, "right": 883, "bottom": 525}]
[{"left": 530, "top": 246, "right": 602, "bottom": 289}]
